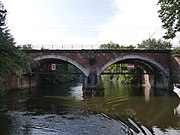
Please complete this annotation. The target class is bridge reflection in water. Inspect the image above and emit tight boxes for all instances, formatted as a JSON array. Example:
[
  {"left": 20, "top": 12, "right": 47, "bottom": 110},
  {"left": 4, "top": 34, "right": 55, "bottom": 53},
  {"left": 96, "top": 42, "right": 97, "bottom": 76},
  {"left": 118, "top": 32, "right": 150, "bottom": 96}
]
[{"left": 1, "top": 77, "right": 180, "bottom": 134}]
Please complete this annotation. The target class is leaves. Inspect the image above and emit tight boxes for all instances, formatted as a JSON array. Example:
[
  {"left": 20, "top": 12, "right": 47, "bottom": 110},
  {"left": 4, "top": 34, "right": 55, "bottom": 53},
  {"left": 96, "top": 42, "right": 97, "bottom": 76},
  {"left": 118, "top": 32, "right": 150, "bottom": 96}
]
[
  {"left": 0, "top": 2, "right": 36, "bottom": 81},
  {"left": 137, "top": 38, "right": 172, "bottom": 50},
  {"left": 158, "top": 0, "right": 180, "bottom": 39},
  {"left": 99, "top": 41, "right": 136, "bottom": 50},
  {"left": 172, "top": 47, "right": 180, "bottom": 57},
  {"left": 99, "top": 41, "right": 120, "bottom": 50}
]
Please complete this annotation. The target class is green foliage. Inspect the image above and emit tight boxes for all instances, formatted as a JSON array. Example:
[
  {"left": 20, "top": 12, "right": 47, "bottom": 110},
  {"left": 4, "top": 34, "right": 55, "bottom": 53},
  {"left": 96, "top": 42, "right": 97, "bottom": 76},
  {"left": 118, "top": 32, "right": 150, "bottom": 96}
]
[
  {"left": 121, "top": 45, "right": 136, "bottom": 50},
  {"left": 172, "top": 47, "right": 180, "bottom": 57},
  {"left": 99, "top": 41, "right": 136, "bottom": 50},
  {"left": 39, "top": 63, "right": 81, "bottom": 85},
  {"left": 100, "top": 41, "right": 120, "bottom": 49},
  {"left": 158, "top": 0, "right": 180, "bottom": 39},
  {"left": 0, "top": 2, "right": 36, "bottom": 81},
  {"left": 88, "top": 57, "right": 96, "bottom": 65},
  {"left": 18, "top": 44, "right": 33, "bottom": 50},
  {"left": 102, "top": 64, "right": 141, "bottom": 84},
  {"left": 54, "top": 64, "right": 80, "bottom": 84},
  {"left": 137, "top": 38, "right": 172, "bottom": 50},
  {"left": 0, "top": 88, "right": 5, "bottom": 96}
]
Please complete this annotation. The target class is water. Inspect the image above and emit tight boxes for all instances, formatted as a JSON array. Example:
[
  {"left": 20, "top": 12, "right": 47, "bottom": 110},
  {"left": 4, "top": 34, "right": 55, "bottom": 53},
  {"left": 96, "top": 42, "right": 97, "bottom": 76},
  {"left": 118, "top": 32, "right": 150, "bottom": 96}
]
[{"left": 0, "top": 81, "right": 180, "bottom": 135}]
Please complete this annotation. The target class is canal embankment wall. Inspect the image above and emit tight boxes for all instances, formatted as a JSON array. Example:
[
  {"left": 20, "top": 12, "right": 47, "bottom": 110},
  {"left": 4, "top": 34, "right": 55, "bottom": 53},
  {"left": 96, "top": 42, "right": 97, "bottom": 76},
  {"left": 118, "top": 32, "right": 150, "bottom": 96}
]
[{"left": 0, "top": 74, "right": 38, "bottom": 90}]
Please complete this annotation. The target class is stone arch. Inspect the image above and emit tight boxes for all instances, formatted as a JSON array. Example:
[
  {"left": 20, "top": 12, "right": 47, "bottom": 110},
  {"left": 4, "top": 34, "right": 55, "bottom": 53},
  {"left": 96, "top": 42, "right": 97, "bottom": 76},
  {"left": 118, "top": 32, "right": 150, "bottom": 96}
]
[
  {"left": 34, "top": 54, "right": 89, "bottom": 76},
  {"left": 97, "top": 55, "right": 169, "bottom": 77}
]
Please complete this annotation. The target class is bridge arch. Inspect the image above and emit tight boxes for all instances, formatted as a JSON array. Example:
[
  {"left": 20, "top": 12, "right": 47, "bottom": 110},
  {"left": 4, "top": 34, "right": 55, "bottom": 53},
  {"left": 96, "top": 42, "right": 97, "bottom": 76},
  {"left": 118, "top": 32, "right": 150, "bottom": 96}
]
[
  {"left": 34, "top": 54, "right": 89, "bottom": 76},
  {"left": 97, "top": 55, "right": 169, "bottom": 77}
]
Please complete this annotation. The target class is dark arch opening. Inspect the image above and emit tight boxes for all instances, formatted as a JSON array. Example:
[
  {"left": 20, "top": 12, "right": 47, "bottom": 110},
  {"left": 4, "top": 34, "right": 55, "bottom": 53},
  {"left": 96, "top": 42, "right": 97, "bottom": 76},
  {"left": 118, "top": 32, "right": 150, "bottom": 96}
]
[{"left": 31, "top": 58, "right": 84, "bottom": 95}]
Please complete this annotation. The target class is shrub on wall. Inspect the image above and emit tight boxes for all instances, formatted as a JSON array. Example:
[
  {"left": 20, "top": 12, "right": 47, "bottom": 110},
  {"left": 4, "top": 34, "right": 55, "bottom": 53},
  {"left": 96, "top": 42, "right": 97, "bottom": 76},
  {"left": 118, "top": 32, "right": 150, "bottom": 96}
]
[{"left": 88, "top": 57, "right": 96, "bottom": 65}]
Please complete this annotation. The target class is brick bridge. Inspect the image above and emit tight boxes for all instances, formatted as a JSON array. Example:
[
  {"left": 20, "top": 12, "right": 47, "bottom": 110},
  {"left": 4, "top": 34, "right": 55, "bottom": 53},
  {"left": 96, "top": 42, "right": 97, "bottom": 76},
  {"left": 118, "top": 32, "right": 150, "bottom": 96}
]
[{"left": 25, "top": 49, "right": 173, "bottom": 94}]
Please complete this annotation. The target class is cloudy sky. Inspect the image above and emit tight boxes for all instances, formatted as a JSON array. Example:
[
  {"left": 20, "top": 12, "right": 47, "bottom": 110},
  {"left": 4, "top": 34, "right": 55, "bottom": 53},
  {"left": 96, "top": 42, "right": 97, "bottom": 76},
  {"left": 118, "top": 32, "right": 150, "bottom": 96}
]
[{"left": 1, "top": 0, "right": 180, "bottom": 49}]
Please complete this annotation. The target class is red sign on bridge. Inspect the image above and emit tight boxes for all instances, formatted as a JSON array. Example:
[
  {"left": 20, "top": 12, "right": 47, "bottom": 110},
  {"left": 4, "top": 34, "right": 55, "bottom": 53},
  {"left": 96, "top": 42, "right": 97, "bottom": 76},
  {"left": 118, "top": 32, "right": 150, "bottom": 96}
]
[{"left": 51, "top": 64, "right": 56, "bottom": 71}]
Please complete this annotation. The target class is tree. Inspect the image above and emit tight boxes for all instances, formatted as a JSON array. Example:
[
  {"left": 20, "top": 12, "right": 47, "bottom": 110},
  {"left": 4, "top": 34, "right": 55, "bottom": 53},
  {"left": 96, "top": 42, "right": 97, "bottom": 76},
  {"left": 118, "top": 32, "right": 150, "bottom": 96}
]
[
  {"left": 99, "top": 41, "right": 136, "bottom": 50},
  {"left": 158, "top": 0, "right": 180, "bottom": 39},
  {"left": 18, "top": 44, "right": 33, "bottom": 50},
  {"left": 137, "top": 38, "right": 172, "bottom": 50},
  {"left": 0, "top": 2, "right": 35, "bottom": 81},
  {"left": 120, "top": 45, "right": 136, "bottom": 50},
  {"left": 172, "top": 47, "right": 180, "bottom": 57},
  {"left": 99, "top": 41, "right": 120, "bottom": 49}
]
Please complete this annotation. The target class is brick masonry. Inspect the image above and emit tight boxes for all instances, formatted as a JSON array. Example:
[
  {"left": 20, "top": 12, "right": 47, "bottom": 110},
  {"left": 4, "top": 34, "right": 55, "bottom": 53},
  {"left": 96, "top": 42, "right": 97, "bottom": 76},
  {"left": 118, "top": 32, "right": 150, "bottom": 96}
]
[
  {"left": 25, "top": 50, "right": 174, "bottom": 90},
  {"left": 171, "top": 57, "right": 180, "bottom": 83},
  {"left": 2, "top": 50, "right": 179, "bottom": 91},
  {"left": 26, "top": 50, "right": 172, "bottom": 77}
]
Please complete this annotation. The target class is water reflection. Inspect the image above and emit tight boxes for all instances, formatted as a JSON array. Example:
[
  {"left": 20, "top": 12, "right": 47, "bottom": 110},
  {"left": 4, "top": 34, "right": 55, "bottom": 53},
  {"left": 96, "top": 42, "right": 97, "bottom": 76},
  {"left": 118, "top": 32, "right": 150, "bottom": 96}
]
[
  {"left": 0, "top": 81, "right": 180, "bottom": 135},
  {"left": 81, "top": 81, "right": 180, "bottom": 134},
  {"left": 174, "top": 103, "right": 180, "bottom": 117},
  {"left": 144, "top": 86, "right": 151, "bottom": 102},
  {"left": 69, "top": 84, "right": 83, "bottom": 101}
]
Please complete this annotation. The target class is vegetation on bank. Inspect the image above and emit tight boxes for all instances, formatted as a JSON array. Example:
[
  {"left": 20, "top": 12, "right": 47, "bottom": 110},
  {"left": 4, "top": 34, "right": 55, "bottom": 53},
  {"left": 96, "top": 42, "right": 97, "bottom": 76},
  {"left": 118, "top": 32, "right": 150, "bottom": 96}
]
[
  {"left": 172, "top": 47, "right": 180, "bottom": 58},
  {"left": 0, "top": 2, "right": 36, "bottom": 80},
  {"left": 0, "top": 2, "right": 36, "bottom": 95}
]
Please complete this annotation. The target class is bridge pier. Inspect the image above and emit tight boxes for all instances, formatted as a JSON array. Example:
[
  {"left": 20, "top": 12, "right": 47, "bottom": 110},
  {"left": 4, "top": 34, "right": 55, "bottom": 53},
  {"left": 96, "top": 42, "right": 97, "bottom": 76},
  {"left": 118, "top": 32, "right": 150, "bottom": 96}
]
[{"left": 83, "top": 72, "right": 104, "bottom": 96}]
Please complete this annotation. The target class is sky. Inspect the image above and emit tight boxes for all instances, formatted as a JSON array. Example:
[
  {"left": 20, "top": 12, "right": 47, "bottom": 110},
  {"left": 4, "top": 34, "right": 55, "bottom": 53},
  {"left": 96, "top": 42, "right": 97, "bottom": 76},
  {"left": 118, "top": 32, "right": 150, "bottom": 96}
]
[{"left": 1, "top": 0, "right": 180, "bottom": 49}]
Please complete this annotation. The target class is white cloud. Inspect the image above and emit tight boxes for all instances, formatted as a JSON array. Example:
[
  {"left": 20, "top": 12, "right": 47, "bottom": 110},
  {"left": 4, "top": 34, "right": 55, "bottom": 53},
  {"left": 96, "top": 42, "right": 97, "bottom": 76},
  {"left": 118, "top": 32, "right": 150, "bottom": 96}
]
[
  {"left": 97, "top": 0, "right": 166, "bottom": 45},
  {"left": 2, "top": 0, "right": 179, "bottom": 49}
]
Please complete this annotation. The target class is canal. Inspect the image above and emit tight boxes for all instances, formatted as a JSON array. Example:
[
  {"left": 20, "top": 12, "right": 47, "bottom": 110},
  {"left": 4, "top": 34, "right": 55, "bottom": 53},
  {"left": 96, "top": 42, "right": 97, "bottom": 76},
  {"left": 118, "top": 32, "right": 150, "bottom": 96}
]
[{"left": 0, "top": 81, "right": 180, "bottom": 135}]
